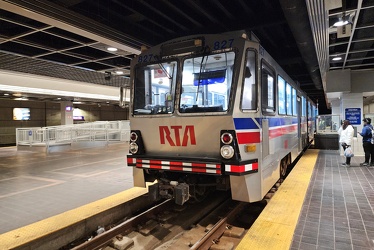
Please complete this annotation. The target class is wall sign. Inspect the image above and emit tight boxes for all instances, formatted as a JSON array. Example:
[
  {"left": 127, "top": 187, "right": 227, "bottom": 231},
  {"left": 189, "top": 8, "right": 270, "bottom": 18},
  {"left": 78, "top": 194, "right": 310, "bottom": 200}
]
[{"left": 345, "top": 108, "right": 361, "bottom": 125}]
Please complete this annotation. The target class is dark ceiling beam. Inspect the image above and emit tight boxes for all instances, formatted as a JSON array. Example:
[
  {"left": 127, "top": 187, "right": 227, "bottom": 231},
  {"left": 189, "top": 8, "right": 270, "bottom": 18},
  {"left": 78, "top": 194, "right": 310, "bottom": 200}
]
[
  {"left": 279, "top": 0, "right": 323, "bottom": 91},
  {"left": 183, "top": 0, "right": 228, "bottom": 29},
  {"left": 160, "top": 0, "right": 203, "bottom": 28},
  {"left": 111, "top": 0, "right": 176, "bottom": 35},
  {"left": 1, "top": 0, "right": 145, "bottom": 53},
  {"left": 89, "top": 1, "right": 164, "bottom": 41},
  {"left": 237, "top": 0, "right": 256, "bottom": 17},
  {"left": 277, "top": 56, "right": 305, "bottom": 66},
  {"left": 257, "top": 27, "right": 279, "bottom": 52},
  {"left": 136, "top": 0, "right": 189, "bottom": 31},
  {"left": 248, "top": 19, "right": 287, "bottom": 31},
  {"left": 207, "top": 0, "right": 236, "bottom": 20},
  {"left": 54, "top": 0, "right": 86, "bottom": 8}
]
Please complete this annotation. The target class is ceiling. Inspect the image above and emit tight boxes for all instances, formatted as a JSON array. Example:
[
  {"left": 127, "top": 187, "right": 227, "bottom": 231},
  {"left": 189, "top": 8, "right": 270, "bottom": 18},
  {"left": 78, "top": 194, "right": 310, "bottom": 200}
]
[{"left": 1, "top": 0, "right": 374, "bottom": 113}]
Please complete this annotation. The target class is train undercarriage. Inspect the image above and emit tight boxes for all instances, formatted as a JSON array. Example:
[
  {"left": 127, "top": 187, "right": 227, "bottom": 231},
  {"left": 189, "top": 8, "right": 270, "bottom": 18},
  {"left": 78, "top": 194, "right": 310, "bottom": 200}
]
[{"left": 144, "top": 169, "right": 231, "bottom": 205}]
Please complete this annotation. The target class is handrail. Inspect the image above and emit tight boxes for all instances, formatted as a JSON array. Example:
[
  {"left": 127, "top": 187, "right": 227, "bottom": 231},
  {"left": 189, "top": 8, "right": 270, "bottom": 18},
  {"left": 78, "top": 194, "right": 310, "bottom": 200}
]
[{"left": 16, "top": 120, "right": 130, "bottom": 149}]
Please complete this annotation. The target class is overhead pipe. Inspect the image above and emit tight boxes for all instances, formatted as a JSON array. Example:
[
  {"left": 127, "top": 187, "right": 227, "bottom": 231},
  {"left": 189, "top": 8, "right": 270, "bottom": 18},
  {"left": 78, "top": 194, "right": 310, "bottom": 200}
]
[{"left": 279, "top": 0, "right": 323, "bottom": 90}]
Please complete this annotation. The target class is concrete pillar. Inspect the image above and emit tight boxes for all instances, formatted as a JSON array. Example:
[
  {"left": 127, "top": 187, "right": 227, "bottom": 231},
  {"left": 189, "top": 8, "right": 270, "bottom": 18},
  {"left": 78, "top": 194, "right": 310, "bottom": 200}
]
[
  {"left": 330, "top": 99, "right": 340, "bottom": 117},
  {"left": 61, "top": 101, "right": 73, "bottom": 125}
]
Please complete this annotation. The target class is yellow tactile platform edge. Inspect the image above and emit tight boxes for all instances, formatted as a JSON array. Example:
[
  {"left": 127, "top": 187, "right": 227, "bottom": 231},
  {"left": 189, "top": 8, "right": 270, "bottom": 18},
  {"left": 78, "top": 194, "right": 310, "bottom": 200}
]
[
  {"left": 0, "top": 187, "right": 147, "bottom": 249},
  {"left": 236, "top": 149, "right": 319, "bottom": 250}
]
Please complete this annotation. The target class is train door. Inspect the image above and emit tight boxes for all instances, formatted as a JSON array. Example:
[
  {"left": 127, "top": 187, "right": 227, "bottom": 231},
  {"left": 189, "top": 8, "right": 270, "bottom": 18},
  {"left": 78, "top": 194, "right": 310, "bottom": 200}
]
[
  {"left": 297, "top": 95, "right": 302, "bottom": 151},
  {"left": 260, "top": 61, "right": 276, "bottom": 159}
]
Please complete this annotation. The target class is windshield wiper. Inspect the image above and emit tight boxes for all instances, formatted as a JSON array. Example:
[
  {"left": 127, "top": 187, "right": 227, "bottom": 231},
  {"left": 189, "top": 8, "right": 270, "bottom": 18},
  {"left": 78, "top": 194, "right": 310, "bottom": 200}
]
[
  {"left": 158, "top": 62, "right": 173, "bottom": 79},
  {"left": 195, "top": 55, "right": 208, "bottom": 103}
]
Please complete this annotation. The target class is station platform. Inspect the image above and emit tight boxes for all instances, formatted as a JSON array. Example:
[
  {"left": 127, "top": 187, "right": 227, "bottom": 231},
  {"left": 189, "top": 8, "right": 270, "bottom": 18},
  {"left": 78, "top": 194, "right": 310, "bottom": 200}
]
[
  {"left": 238, "top": 149, "right": 374, "bottom": 250},
  {"left": 0, "top": 142, "right": 134, "bottom": 234},
  {"left": 0, "top": 145, "right": 373, "bottom": 249}
]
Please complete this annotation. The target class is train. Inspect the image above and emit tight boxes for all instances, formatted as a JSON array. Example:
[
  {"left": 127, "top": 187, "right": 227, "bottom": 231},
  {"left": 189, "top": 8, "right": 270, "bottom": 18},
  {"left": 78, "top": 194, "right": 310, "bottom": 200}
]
[{"left": 126, "top": 31, "right": 317, "bottom": 205}]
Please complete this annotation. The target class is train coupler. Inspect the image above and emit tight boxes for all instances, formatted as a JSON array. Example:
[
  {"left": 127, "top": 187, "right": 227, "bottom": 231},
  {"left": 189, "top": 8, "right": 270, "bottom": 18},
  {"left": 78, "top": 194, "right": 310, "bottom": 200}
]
[{"left": 148, "top": 181, "right": 190, "bottom": 205}]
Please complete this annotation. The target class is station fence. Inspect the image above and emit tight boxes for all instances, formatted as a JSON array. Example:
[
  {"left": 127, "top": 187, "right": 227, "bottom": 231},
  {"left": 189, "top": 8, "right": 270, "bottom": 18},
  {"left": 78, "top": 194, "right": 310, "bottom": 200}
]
[{"left": 16, "top": 120, "right": 130, "bottom": 150}]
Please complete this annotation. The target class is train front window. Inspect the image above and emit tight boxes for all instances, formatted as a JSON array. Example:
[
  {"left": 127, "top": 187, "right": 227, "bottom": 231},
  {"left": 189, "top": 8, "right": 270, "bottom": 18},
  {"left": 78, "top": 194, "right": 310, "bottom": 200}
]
[
  {"left": 133, "top": 60, "right": 177, "bottom": 115},
  {"left": 180, "top": 51, "right": 235, "bottom": 113}
]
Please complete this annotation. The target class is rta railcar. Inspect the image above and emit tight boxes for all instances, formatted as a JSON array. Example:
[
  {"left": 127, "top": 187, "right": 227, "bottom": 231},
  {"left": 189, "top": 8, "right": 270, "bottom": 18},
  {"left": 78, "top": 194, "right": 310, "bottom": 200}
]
[{"left": 127, "top": 31, "right": 316, "bottom": 205}]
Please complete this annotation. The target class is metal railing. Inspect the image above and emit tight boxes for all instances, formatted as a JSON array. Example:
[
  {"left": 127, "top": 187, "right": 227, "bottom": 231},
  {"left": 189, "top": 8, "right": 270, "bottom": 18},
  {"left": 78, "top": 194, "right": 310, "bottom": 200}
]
[{"left": 16, "top": 120, "right": 130, "bottom": 148}]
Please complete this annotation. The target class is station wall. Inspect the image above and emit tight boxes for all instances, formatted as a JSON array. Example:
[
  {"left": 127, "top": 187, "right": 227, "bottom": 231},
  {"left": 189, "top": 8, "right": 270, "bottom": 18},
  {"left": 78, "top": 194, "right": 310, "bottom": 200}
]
[{"left": 0, "top": 99, "right": 129, "bottom": 146}]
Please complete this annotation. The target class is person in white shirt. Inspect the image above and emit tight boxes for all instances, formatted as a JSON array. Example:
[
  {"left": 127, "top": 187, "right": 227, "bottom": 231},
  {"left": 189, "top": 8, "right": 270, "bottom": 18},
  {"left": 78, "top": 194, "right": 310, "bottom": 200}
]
[{"left": 338, "top": 120, "right": 354, "bottom": 167}]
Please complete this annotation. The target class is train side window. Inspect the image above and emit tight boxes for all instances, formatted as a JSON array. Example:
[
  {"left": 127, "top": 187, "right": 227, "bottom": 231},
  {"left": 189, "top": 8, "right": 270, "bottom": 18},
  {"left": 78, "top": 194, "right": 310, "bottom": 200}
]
[
  {"left": 278, "top": 76, "right": 286, "bottom": 115},
  {"left": 241, "top": 49, "right": 257, "bottom": 110},
  {"left": 292, "top": 88, "right": 297, "bottom": 116},
  {"left": 301, "top": 96, "right": 306, "bottom": 117},
  {"left": 286, "top": 82, "right": 292, "bottom": 115},
  {"left": 261, "top": 61, "right": 276, "bottom": 115}
]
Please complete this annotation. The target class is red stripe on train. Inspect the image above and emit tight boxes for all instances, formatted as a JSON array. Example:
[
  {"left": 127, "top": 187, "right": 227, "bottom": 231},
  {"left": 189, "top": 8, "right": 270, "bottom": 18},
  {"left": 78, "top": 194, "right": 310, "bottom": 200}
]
[{"left": 236, "top": 131, "right": 261, "bottom": 144}]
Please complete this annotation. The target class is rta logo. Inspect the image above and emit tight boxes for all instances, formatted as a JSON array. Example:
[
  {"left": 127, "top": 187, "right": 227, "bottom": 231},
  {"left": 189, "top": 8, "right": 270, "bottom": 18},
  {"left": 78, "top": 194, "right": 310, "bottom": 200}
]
[{"left": 159, "top": 125, "right": 196, "bottom": 146}]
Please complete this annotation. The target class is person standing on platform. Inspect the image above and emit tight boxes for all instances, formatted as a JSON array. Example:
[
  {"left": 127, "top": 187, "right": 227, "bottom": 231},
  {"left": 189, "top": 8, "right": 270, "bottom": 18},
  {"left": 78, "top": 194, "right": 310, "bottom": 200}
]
[
  {"left": 338, "top": 120, "right": 354, "bottom": 167},
  {"left": 358, "top": 118, "right": 374, "bottom": 166}
]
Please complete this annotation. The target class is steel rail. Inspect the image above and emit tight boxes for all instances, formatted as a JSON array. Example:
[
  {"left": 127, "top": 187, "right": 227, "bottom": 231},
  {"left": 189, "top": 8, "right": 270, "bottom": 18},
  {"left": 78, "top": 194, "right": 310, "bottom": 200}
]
[
  {"left": 190, "top": 202, "right": 247, "bottom": 250},
  {"left": 72, "top": 199, "right": 173, "bottom": 250}
]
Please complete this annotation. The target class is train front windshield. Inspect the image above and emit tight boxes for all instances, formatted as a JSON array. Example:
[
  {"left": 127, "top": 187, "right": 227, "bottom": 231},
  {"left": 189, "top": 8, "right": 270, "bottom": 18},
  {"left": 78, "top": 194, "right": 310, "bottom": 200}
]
[{"left": 133, "top": 51, "right": 235, "bottom": 115}]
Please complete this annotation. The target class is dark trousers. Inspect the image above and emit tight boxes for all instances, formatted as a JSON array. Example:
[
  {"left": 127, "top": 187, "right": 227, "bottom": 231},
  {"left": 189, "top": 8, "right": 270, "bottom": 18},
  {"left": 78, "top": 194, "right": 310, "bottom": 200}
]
[
  {"left": 370, "top": 143, "right": 374, "bottom": 164},
  {"left": 342, "top": 144, "right": 351, "bottom": 164},
  {"left": 363, "top": 141, "right": 372, "bottom": 163}
]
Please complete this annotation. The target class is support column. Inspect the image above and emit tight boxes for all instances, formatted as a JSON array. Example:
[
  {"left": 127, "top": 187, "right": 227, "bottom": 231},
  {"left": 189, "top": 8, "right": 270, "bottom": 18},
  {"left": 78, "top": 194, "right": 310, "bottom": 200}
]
[
  {"left": 61, "top": 101, "right": 73, "bottom": 125},
  {"left": 330, "top": 99, "right": 340, "bottom": 117}
]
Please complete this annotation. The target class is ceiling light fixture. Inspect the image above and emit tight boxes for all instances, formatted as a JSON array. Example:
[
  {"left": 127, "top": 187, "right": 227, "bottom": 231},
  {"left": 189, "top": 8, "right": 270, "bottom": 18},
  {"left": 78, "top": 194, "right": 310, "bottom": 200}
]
[
  {"left": 15, "top": 97, "right": 28, "bottom": 100},
  {"left": 107, "top": 47, "right": 118, "bottom": 52},
  {"left": 115, "top": 71, "right": 124, "bottom": 75},
  {"left": 332, "top": 56, "right": 342, "bottom": 61},
  {"left": 333, "top": 17, "right": 349, "bottom": 27},
  {"left": 0, "top": 84, "right": 119, "bottom": 101}
]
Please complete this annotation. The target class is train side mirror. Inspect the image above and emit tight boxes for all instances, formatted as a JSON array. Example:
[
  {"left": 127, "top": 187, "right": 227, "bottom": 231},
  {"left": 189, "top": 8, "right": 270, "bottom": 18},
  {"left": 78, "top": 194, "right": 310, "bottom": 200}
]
[{"left": 245, "top": 67, "right": 252, "bottom": 78}]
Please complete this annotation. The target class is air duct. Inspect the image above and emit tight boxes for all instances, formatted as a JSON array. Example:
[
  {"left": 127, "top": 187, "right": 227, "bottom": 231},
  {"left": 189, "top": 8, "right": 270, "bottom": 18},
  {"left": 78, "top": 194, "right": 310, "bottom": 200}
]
[{"left": 279, "top": 0, "right": 323, "bottom": 90}]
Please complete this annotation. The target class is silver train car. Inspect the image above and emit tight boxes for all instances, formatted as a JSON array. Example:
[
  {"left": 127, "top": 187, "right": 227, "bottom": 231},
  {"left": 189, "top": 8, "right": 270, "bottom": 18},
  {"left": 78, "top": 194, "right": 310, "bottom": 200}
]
[{"left": 127, "top": 31, "right": 316, "bottom": 205}]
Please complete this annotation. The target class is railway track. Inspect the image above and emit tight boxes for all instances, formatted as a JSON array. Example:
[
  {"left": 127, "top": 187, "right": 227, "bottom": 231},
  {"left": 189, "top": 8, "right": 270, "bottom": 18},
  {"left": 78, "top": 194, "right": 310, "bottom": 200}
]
[
  {"left": 65, "top": 191, "right": 232, "bottom": 250},
  {"left": 65, "top": 181, "right": 282, "bottom": 250}
]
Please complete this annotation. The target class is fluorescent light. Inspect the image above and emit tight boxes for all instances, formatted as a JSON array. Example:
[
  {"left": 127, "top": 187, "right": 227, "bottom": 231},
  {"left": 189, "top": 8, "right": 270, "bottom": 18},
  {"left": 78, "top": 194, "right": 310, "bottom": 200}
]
[
  {"left": 107, "top": 47, "right": 118, "bottom": 52},
  {"left": 0, "top": 84, "right": 119, "bottom": 101},
  {"left": 332, "top": 57, "right": 342, "bottom": 61},
  {"left": 115, "top": 71, "right": 124, "bottom": 75},
  {"left": 0, "top": 70, "right": 131, "bottom": 102},
  {"left": 333, "top": 16, "right": 349, "bottom": 27},
  {"left": 334, "top": 20, "right": 349, "bottom": 27}
]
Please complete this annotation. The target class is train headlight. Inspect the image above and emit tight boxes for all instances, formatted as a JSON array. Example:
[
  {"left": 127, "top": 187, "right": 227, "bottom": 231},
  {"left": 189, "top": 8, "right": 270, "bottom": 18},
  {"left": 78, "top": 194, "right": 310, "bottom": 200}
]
[
  {"left": 221, "top": 132, "right": 233, "bottom": 144},
  {"left": 130, "top": 132, "right": 138, "bottom": 142},
  {"left": 220, "top": 145, "right": 234, "bottom": 159},
  {"left": 129, "top": 142, "right": 139, "bottom": 154}
]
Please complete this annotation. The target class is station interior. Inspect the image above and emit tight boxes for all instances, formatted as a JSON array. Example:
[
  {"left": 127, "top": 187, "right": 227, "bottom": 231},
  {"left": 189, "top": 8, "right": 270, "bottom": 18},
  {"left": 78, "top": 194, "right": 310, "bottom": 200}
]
[{"left": 1, "top": 0, "right": 374, "bottom": 249}]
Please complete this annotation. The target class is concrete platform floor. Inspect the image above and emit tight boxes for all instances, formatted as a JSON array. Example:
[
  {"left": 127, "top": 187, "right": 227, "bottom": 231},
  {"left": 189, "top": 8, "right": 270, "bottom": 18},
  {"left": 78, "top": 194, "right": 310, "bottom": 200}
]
[{"left": 0, "top": 143, "right": 133, "bottom": 234}]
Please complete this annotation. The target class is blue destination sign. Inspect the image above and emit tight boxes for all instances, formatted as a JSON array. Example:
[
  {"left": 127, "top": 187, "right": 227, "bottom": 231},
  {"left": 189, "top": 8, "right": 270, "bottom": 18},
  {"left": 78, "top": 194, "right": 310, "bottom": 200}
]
[{"left": 345, "top": 108, "right": 361, "bottom": 125}]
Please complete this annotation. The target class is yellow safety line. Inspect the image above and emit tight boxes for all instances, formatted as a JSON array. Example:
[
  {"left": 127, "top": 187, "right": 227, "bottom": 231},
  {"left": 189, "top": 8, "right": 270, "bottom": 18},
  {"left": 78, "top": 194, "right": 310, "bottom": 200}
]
[
  {"left": 0, "top": 187, "right": 147, "bottom": 249},
  {"left": 236, "top": 149, "right": 319, "bottom": 250}
]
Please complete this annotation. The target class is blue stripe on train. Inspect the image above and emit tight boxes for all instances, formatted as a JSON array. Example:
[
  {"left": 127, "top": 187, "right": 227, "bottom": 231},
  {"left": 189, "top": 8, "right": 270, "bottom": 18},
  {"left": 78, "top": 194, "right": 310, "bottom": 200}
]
[
  {"left": 235, "top": 117, "right": 299, "bottom": 130},
  {"left": 257, "top": 117, "right": 296, "bottom": 127},
  {"left": 233, "top": 118, "right": 259, "bottom": 130}
]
